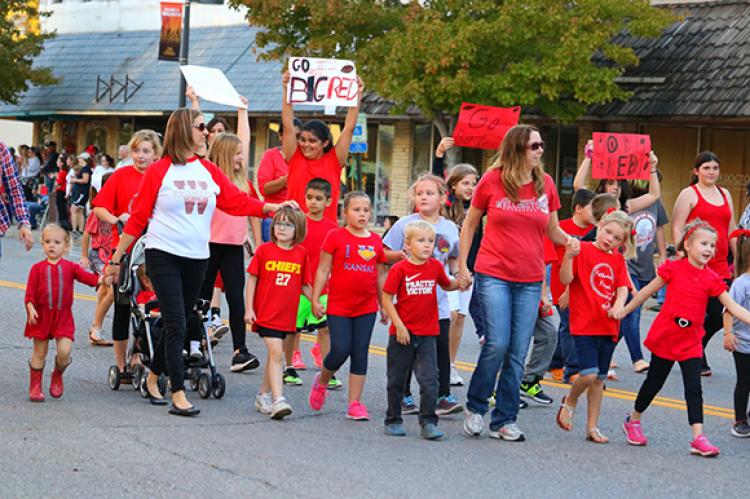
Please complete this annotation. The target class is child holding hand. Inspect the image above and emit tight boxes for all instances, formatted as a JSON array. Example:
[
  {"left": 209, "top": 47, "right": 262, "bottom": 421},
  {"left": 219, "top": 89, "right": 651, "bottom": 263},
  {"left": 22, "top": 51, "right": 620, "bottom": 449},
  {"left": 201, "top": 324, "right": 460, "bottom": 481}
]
[
  {"left": 382, "top": 220, "right": 461, "bottom": 440},
  {"left": 25, "top": 224, "right": 104, "bottom": 401}
]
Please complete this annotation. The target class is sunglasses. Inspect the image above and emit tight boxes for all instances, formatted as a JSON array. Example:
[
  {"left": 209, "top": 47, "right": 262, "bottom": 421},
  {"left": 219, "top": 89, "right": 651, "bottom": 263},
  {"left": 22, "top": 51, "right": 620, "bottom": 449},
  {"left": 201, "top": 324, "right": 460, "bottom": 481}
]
[
  {"left": 273, "top": 222, "right": 295, "bottom": 230},
  {"left": 192, "top": 123, "right": 208, "bottom": 132},
  {"left": 527, "top": 141, "right": 545, "bottom": 151}
]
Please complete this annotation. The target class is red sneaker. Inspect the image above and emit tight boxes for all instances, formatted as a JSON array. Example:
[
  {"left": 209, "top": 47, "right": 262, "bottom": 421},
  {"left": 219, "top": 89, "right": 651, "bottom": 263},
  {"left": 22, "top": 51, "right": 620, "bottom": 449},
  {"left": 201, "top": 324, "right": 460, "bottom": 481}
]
[
  {"left": 308, "top": 373, "right": 327, "bottom": 411},
  {"left": 29, "top": 364, "right": 44, "bottom": 402},
  {"left": 622, "top": 414, "right": 648, "bottom": 446},
  {"left": 310, "top": 343, "right": 323, "bottom": 369},
  {"left": 347, "top": 400, "right": 370, "bottom": 421},
  {"left": 690, "top": 434, "right": 720, "bottom": 457},
  {"left": 292, "top": 350, "right": 307, "bottom": 371}
]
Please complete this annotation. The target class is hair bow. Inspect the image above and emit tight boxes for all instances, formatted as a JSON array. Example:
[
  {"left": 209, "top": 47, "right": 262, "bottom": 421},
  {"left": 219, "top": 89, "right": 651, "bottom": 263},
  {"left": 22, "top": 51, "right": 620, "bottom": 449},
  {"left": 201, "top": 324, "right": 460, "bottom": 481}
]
[
  {"left": 606, "top": 207, "right": 616, "bottom": 214},
  {"left": 684, "top": 221, "right": 712, "bottom": 241},
  {"left": 631, "top": 229, "right": 637, "bottom": 236},
  {"left": 729, "top": 228, "right": 750, "bottom": 240}
]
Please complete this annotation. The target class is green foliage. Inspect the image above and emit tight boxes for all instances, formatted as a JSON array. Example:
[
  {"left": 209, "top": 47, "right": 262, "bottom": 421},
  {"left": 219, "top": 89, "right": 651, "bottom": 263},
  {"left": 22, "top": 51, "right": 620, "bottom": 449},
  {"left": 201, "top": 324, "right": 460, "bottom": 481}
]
[
  {"left": 0, "top": 1, "right": 57, "bottom": 104},
  {"left": 231, "top": 0, "right": 675, "bottom": 124}
]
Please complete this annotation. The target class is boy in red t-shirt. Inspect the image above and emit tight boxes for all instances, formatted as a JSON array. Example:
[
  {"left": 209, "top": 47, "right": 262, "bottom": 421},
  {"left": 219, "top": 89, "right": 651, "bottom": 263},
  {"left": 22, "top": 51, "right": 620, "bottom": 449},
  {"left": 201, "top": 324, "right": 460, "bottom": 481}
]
[
  {"left": 285, "top": 178, "right": 339, "bottom": 386},
  {"left": 548, "top": 189, "right": 596, "bottom": 382},
  {"left": 382, "top": 220, "right": 460, "bottom": 439}
]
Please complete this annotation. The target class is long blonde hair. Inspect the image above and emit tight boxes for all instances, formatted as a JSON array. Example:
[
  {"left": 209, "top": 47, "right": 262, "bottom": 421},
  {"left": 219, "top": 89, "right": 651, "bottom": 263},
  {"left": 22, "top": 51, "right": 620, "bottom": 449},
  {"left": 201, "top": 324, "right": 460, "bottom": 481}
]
[
  {"left": 208, "top": 132, "right": 248, "bottom": 193},
  {"left": 444, "top": 163, "right": 478, "bottom": 227},
  {"left": 490, "top": 124, "right": 545, "bottom": 203}
]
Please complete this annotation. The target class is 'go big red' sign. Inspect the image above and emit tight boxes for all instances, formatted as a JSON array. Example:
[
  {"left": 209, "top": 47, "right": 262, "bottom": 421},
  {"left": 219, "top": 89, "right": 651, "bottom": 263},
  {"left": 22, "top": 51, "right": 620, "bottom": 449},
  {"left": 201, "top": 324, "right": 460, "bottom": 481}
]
[{"left": 287, "top": 57, "right": 359, "bottom": 108}]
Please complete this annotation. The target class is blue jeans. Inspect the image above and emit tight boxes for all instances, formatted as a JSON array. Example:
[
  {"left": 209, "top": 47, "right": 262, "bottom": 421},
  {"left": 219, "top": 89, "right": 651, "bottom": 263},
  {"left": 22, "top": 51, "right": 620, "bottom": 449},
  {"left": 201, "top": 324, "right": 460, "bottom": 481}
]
[
  {"left": 261, "top": 217, "right": 272, "bottom": 242},
  {"left": 469, "top": 278, "right": 485, "bottom": 339},
  {"left": 466, "top": 273, "right": 541, "bottom": 429},
  {"left": 618, "top": 274, "right": 647, "bottom": 363}
]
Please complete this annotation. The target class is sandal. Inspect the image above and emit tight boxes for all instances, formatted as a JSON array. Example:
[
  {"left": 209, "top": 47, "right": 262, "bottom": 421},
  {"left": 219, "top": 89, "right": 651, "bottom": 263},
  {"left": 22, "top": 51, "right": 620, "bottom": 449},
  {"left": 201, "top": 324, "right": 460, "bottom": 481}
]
[
  {"left": 556, "top": 396, "right": 575, "bottom": 431},
  {"left": 89, "top": 329, "right": 113, "bottom": 347},
  {"left": 633, "top": 360, "right": 649, "bottom": 374},
  {"left": 586, "top": 427, "right": 609, "bottom": 444}
]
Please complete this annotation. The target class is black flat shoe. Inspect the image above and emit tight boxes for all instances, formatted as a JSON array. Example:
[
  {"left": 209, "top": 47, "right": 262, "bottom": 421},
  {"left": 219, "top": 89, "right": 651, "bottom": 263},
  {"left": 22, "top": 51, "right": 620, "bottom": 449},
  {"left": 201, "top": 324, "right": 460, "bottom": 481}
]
[
  {"left": 146, "top": 383, "right": 167, "bottom": 406},
  {"left": 169, "top": 404, "right": 200, "bottom": 417}
]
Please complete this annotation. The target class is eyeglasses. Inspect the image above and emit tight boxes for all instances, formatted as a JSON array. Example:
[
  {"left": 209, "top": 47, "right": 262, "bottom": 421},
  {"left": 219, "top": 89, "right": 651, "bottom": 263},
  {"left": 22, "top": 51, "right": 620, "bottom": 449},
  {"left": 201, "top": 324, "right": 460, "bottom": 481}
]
[
  {"left": 527, "top": 141, "right": 545, "bottom": 151},
  {"left": 273, "top": 222, "right": 295, "bottom": 230},
  {"left": 192, "top": 123, "right": 208, "bottom": 132}
]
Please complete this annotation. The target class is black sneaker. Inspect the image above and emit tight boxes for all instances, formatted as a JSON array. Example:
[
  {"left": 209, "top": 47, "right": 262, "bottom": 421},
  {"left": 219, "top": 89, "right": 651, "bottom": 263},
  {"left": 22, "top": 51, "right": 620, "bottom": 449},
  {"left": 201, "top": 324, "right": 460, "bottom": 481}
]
[
  {"left": 519, "top": 400, "right": 529, "bottom": 409},
  {"left": 520, "top": 382, "right": 554, "bottom": 405},
  {"left": 230, "top": 351, "right": 260, "bottom": 372},
  {"left": 731, "top": 421, "right": 750, "bottom": 438}
]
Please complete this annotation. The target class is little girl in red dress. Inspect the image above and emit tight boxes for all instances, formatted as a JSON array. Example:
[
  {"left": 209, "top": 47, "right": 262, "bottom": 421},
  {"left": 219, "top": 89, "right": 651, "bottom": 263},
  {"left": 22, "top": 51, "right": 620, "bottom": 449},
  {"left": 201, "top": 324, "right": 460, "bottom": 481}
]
[{"left": 25, "top": 224, "right": 103, "bottom": 402}]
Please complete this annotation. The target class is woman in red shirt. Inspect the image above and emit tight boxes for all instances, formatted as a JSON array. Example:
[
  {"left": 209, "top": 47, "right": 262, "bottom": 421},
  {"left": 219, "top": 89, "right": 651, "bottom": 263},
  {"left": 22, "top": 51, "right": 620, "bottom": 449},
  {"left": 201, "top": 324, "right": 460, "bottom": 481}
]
[
  {"left": 92, "top": 130, "right": 162, "bottom": 379},
  {"left": 457, "top": 124, "right": 578, "bottom": 441},
  {"left": 279, "top": 71, "right": 364, "bottom": 223},
  {"left": 672, "top": 151, "right": 738, "bottom": 376},
  {"left": 107, "top": 108, "right": 284, "bottom": 417},
  {"left": 54, "top": 153, "right": 69, "bottom": 228}
]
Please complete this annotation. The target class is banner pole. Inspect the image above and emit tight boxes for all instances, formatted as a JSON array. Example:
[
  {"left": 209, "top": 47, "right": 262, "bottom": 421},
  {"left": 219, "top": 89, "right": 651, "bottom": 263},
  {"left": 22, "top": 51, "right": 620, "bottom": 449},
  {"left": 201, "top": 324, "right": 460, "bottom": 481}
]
[{"left": 178, "top": 0, "right": 191, "bottom": 108}]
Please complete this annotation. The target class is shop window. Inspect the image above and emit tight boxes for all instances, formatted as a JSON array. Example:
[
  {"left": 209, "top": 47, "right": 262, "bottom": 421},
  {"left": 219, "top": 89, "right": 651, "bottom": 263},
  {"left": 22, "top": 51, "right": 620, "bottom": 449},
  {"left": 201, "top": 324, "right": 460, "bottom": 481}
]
[{"left": 85, "top": 124, "right": 108, "bottom": 153}]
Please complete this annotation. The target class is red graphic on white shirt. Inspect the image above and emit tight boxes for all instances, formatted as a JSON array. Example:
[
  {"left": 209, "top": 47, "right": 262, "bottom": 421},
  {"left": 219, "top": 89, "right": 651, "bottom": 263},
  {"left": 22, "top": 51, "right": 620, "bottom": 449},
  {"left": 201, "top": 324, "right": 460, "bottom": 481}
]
[
  {"left": 589, "top": 262, "right": 615, "bottom": 307},
  {"left": 173, "top": 180, "right": 209, "bottom": 215}
]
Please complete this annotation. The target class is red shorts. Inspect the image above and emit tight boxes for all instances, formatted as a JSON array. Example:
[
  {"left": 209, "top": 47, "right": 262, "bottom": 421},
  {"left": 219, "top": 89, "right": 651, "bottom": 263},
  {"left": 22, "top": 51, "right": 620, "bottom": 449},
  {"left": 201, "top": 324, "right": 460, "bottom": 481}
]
[{"left": 24, "top": 310, "right": 76, "bottom": 341}]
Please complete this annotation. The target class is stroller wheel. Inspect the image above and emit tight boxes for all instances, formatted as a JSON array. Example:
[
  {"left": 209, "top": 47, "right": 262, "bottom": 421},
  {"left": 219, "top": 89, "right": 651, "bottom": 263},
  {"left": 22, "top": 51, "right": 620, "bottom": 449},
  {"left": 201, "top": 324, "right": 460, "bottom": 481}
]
[
  {"left": 189, "top": 368, "right": 201, "bottom": 391},
  {"left": 212, "top": 373, "right": 226, "bottom": 399},
  {"left": 197, "top": 372, "right": 212, "bottom": 399},
  {"left": 108, "top": 366, "right": 121, "bottom": 390},
  {"left": 139, "top": 372, "right": 149, "bottom": 398},
  {"left": 132, "top": 365, "right": 144, "bottom": 391},
  {"left": 158, "top": 373, "right": 168, "bottom": 397}
]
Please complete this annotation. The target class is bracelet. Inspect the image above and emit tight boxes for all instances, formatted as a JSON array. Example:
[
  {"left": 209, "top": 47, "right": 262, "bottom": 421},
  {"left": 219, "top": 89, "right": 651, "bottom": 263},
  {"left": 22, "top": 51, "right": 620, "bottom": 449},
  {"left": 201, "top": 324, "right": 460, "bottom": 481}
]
[{"left": 107, "top": 260, "right": 120, "bottom": 266}]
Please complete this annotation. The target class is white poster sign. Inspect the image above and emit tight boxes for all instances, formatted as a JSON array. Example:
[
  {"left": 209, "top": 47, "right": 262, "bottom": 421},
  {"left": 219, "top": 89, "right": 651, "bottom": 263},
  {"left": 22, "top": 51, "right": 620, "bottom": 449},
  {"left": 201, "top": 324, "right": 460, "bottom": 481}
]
[{"left": 179, "top": 65, "right": 246, "bottom": 109}]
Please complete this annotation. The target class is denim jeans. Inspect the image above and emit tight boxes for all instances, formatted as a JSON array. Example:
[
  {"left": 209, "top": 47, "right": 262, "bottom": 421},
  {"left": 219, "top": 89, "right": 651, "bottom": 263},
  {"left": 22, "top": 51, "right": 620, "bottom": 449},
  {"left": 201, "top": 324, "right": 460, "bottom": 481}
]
[
  {"left": 261, "top": 217, "right": 272, "bottom": 243},
  {"left": 618, "top": 274, "right": 647, "bottom": 363},
  {"left": 466, "top": 273, "right": 541, "bottom": 429},
  {"left": 469, "top": 280, "right": 486, "bottom": 340}
]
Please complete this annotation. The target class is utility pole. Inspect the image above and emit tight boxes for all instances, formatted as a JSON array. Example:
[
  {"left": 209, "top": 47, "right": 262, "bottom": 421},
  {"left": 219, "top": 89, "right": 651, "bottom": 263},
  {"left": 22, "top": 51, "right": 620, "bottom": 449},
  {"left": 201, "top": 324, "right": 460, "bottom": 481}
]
[{"left": 178, "top": 0, "right": 191, "bottom": 107}]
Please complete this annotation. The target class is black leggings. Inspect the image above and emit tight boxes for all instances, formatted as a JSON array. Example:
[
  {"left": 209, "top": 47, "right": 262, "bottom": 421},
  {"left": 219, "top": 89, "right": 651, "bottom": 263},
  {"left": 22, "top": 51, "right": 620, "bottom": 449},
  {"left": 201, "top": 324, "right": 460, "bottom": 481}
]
[
  {"left": 199, "top": 243, "right": 247, "bottom": 352},
  {"left": 324, "top": 313, "right": 376, "bottom": 376},
  {"left": 405, "top": 318, "right": 451, "bottom": 398},
  {"left": 634, "top": 354, "right": 703, "bottom": 425},
  {"left": 733, "top": 351, "right": 750, "bottom": 422},
  {"left": 145, "top": 249, "right": 207, "bottom": 393},
  {"left": 55, "top": 191, "right": 68, "bottom": 224},
  {"left": 112, "top": 299, "right": 131, "bottom": 341},
  {"left": 702, "top": 279, "right": 732, "bottom": 370}
]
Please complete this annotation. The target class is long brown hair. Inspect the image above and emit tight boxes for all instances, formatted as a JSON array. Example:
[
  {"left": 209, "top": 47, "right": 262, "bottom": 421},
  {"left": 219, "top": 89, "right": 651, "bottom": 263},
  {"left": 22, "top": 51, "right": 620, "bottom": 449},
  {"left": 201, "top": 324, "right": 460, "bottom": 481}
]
[
  {"left": 444, "top": 164, "right": 478, "bottom": 227},
  {"left": 490, "top": 124, "right": 545, "bottom": 202},
  {"left": 163, "top": 108, "right": 202, "bottom": 164},
  {"left": 735, "top": 233, "right": 750, "bottom": 278},
  {"left": 208, "top": 132, "right": 248, "bottom": 193}
]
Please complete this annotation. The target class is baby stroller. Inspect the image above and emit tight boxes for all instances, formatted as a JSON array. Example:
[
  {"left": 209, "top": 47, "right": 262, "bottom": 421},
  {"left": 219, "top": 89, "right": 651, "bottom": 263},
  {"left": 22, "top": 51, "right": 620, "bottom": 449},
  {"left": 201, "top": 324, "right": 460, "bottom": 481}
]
[{"left": 108, "top": 236, "right": 226, "bottom": 399}]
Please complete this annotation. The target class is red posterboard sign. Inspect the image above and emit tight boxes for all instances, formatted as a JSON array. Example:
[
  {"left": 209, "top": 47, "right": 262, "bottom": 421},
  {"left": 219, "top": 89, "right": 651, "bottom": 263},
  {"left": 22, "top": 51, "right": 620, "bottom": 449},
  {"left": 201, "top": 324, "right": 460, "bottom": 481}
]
[
  {"left": 591, "top": 132, "right": 652, "bottom": 180},
  {"left": 452, "top": 103, "right": 521, "bottom": 150}
]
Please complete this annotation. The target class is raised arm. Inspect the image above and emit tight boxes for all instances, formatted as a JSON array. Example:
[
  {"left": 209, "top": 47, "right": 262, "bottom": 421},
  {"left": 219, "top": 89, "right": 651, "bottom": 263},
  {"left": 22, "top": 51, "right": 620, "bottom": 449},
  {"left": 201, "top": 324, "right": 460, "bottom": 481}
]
[
  {"left": 626, "top": 152, "right": 661, "bottom": 213},
  {"left": 334, "top": 76, "right": 364, "bottom": 166},
  {"left": 573, "top": 139, "right": 593, "bottom": 191},
  {"left": 281, "top": 71, "right": 298, "bottom": 162},
  {"left": 237, "top": 96, "right": 250, "bottom": 166},
  {"left": 186, "top": 85, "right": 200, "bottom": 111}
]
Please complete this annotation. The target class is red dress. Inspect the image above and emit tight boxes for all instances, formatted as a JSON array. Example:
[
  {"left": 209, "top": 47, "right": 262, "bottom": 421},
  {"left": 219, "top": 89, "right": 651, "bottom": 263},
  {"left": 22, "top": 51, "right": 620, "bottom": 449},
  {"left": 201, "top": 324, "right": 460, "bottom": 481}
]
[
  {"left": 644, "top": 258, "right": 727, "bottom": 361},
  {"left": 24, "top": 259, "right": 99, "bottom": 341}
]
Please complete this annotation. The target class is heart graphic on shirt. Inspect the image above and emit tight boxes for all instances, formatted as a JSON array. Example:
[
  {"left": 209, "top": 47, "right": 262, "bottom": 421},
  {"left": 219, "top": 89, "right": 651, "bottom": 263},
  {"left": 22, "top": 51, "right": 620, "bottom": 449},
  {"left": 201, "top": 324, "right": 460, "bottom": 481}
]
[
  {"left": 589, "top": 262, "right": 615, "bottom": 300},
  {"left": 357, "top": 245, "right": 376, "bottom": 261}
]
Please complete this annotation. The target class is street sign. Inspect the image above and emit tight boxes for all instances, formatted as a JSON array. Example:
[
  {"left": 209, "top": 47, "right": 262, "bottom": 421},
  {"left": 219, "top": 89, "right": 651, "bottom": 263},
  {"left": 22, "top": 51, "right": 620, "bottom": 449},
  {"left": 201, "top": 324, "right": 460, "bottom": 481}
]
[{"left": 350, "top": 114, "right": 368, "bottom": 154}]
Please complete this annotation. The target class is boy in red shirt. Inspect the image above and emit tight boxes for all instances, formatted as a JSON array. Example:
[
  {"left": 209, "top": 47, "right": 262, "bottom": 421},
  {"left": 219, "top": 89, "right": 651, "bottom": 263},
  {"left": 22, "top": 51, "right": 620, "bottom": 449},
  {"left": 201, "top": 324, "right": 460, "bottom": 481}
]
[
  {"left": 284, "top": 178, "right": 339, "bottom": 386},
  {"left": 548, "top": 189, "right": 596, "bottom": 382},
  {"left": 382, "top": 220, "right": 460, "bottom": 439}
]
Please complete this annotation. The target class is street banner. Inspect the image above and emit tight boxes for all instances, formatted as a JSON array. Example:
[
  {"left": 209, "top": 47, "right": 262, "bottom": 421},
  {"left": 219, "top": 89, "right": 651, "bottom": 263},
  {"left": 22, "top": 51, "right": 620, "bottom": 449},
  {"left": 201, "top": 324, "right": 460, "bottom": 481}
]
[
  {"left": 591, "top": 132, "right": 652, "bottom": 180},
  {"left": 158, "top": 2, "right": 183, "bottom": 62},
  {"left": 452, "top": 103, "right": 521, "bottom": 150},
  {"left": 287, "top": 57, "right": 359, "bottom": 109},
  {"left": 179, "top": 65, "right": 247, "bottom": 109}
]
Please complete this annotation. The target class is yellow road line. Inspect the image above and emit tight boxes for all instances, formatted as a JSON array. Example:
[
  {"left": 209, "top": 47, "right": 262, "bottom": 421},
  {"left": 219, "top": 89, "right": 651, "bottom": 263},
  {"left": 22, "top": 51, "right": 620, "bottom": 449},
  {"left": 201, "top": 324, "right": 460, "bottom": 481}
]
[{"left": 3, "top": 280, "right": 734, "bottom": 420}]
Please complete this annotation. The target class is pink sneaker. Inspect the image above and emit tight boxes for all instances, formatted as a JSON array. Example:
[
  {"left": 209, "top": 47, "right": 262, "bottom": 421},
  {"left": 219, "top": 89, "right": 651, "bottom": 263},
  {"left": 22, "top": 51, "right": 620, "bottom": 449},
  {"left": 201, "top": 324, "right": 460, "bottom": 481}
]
[
  {"left": 622, "top": 415, "right": 648, "bottom": 446},
  {"left": 310, "top": 343, "right": 322, "bottom": 369},
  {"left": 308, "top": 373, "right": 327, "bottom": 411},
  {"left": 292, "top": 350, "right": 307, "bottom": 370},
  {"left": 690, "top": 434, "right": 720, "bottom": 457},
  {"left": 347, "top": 400, "right": 370, "bottom": 421}
]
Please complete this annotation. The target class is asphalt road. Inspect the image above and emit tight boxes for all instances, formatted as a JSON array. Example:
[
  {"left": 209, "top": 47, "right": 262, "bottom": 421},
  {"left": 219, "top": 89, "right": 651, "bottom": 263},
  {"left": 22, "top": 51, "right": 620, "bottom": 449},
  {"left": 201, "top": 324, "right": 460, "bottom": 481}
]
[{"left": 0, "top": 230, "right": 747, "bottom": 498}]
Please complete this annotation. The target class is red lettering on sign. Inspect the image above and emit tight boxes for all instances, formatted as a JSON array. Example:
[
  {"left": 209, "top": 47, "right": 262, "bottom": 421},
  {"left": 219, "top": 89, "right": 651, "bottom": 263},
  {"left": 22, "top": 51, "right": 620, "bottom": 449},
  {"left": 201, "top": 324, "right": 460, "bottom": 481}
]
[
  {"left": 591, "top": 133, "right": 652, "bottom": 181},
  {"left": 453, "top": 103, "right": 522, "bottom": 150}
]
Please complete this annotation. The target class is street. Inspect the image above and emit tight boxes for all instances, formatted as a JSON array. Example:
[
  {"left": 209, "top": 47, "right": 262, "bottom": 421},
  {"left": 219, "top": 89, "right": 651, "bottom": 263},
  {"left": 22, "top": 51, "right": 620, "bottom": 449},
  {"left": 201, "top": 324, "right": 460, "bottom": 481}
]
[{"left": 0, "top": 230, "right": 746, "bottom": 499}]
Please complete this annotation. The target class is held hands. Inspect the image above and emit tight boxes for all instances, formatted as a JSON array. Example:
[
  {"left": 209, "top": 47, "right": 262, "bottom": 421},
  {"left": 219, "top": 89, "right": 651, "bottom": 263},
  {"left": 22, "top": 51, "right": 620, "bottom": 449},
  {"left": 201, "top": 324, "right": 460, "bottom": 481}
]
[
  {"left": 436, "top": 137, "right": 455, "bottom": 158},
  {"left": 244, "top": 308, "right": 256, "bottom": 325},
  {"left": 80, "top": 256, "right": 92, "bottom": 271},
  {"left": 456, "top": 268, "right": 472, "bottom": 291},
  {"left": 26, "top": 303, "right": 38, "bottom": 325},
  {"left": 312, "top": 300, "right": 325, "bottom": 319},
  {"left": 396, "top": 325, "right": 410, "bottom": 346},
  {"left": 565, "top": 237, "right": 580, "bottom": 257},
  {"left": 608, "top": 303, "right": 625, "bottom": 320},
  {"left": 540, "top": 296, "right": 552, "bottom": 316},
  {"left": 378, "top": 306, "right": 389, "bottom": 325},
  {"left": 105, "top": 262, "right": 120, "bottom": 285},
  {"left": 724, "top": 332, "right": 738, "bottom": 352}
]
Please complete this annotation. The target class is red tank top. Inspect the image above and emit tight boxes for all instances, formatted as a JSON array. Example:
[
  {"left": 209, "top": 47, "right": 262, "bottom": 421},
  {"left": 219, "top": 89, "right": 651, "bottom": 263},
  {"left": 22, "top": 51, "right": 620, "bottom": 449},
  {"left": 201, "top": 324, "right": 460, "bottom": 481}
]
[{"left": 687, "top": 184, "right": 731, "bottom": 278}]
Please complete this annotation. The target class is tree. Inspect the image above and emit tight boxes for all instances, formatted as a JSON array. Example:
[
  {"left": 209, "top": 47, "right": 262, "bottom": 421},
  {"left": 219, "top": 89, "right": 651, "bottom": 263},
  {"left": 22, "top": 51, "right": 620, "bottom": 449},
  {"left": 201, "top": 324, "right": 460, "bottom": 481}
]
[
  {"left": 0, "top": 0, "right": 57, "bottom": 104},
  {"left": 230, "top": 0, "right": 674, "bottom": 139}
]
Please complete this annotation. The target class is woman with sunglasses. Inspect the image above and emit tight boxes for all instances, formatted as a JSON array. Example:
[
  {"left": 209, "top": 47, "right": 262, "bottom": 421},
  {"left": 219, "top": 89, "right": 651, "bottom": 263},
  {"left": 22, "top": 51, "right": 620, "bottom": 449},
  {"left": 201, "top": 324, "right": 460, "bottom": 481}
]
[
  {"left": 257, "top": 117, "right": 303, "bottom": 242},
  {"left": 280, "top": 71, "right": 364, "bottom": 222},
  {"left": 106, "top": 108, "right": 288, "bottom": 416},
  {"left": 672, "top": 151, "right": 737, "bottom": 376},
  {"left": 458, "top": 125, "right": 578, "bottom": 441}
]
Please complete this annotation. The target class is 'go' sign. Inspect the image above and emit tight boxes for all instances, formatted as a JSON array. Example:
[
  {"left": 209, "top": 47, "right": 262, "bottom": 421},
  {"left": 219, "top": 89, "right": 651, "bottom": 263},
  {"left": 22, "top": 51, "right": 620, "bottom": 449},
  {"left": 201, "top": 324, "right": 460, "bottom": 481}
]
[{"left": 287, "top": 57, "right": 359, "bottom": 108}]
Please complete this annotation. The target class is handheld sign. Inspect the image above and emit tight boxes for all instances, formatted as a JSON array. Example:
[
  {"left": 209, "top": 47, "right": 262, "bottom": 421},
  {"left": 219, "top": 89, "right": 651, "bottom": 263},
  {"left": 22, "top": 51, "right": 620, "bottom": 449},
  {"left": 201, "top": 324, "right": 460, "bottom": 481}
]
[
  {"left": 288, "top": 57, "right": 359, "bottom": 108},
  {"left": 591, "top": 132, "right": 652, "bottom": 180},
  {"left": 452, "top": 103, "right": 521, "bottom": 150},
  {"left": 179, "top": 65, "right": 246, "bottom": 109}
]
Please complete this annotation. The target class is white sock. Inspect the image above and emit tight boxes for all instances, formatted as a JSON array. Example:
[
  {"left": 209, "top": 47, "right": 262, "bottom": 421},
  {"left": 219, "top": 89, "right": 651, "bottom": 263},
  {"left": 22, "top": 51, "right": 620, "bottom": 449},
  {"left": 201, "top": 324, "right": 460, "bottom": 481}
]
[{"left": 189, "top": 341, "right": 201, "bottom": 354}]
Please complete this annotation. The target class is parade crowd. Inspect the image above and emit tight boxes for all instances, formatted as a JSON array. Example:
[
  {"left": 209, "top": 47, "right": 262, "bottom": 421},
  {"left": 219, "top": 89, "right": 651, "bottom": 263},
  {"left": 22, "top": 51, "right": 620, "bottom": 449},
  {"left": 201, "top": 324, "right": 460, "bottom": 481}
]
[{"left": 4, "top": 72, "right": 750, "bottom": 457}]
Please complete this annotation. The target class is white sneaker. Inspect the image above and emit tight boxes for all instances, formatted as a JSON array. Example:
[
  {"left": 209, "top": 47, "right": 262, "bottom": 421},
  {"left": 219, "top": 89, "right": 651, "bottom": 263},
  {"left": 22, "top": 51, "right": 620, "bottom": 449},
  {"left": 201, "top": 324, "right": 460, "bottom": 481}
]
[
  {"left": 211, "top": 316, "right": 229, "bottom": 339},
  {"left": 489, "top": 423, "right": 526, "bottom": 442},
  {"left": 255, "top": 392, "right": 272, "bottom": 415},
  {"left": 450, "top": 364, "right": 464, "bottom": 386},
  {"left": 270, "top": 397, "right": 293, "bottom": 420},
  {"left": 463, "top": 409, "right": 484, "bottom": 436}
]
